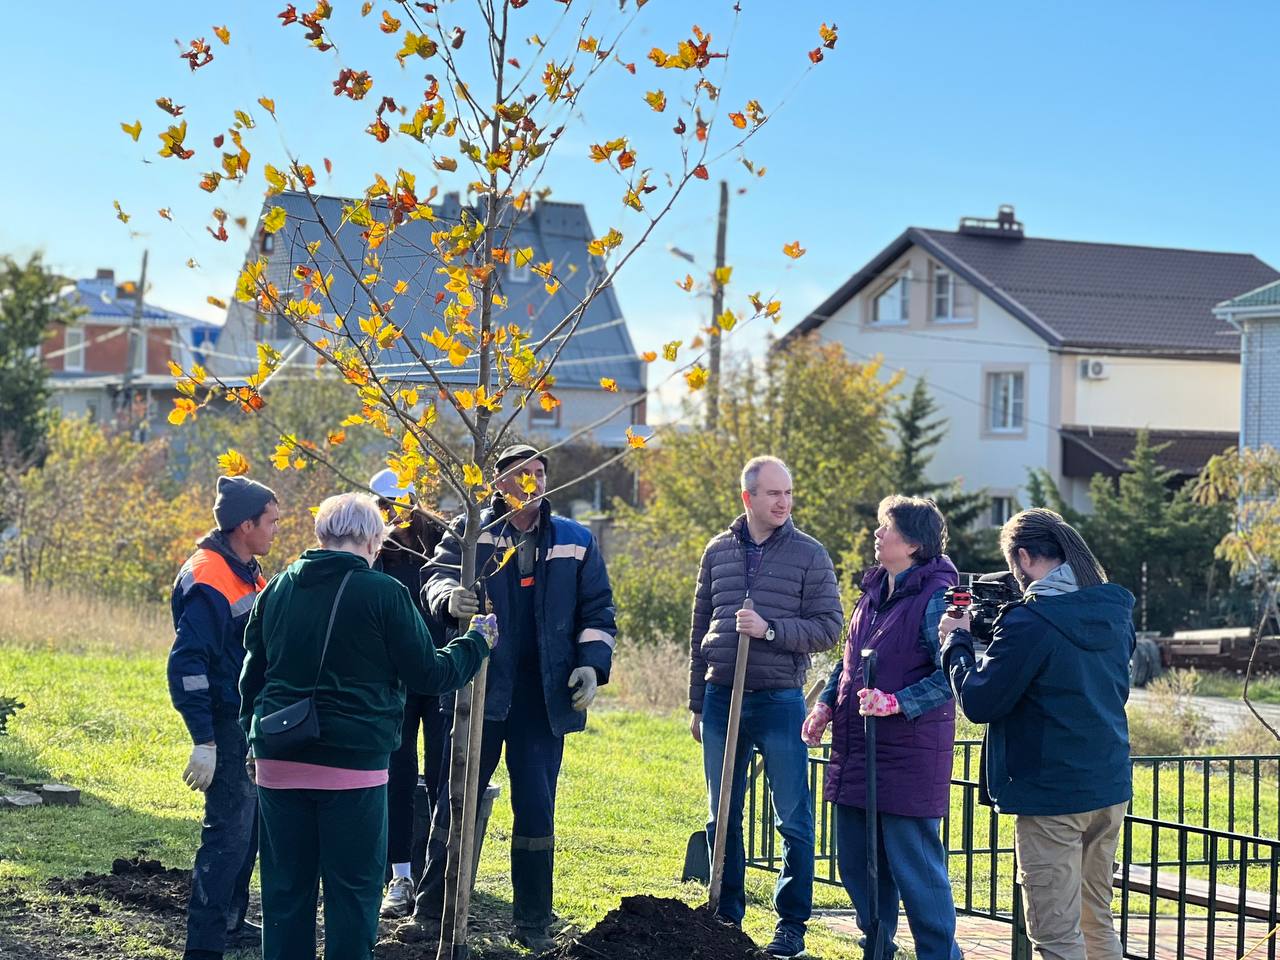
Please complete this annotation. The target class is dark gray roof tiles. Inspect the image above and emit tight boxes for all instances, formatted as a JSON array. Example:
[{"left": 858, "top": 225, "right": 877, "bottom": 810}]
[{"left": 785, "top": 226, "right": 1279, "bottom": 355}]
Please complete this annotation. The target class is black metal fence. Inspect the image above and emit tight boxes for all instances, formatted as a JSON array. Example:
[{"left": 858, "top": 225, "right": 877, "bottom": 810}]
[{"left": 745, "top": 742, "right": 1280, "bottom": 960}]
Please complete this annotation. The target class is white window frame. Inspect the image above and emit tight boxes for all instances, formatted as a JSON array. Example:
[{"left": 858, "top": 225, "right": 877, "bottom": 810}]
[
  {"left": 986, "top": 370, "right": 1025, "bottom": 434},
  {"left": 990, "top": 495, "right": 1015, "bottom": 527},
  {"left": 508, "top": 258, "right": 531, "bottom": 284},
  {"left": 131, "top": 328, "right": 149, "bottom": 375},
  {"left": 529, "top": 399, "right": 560, "bottom": 429},
  {"left": 933, "top": 267, "right": 954, "bottom": 321},
  {"left": 872, "top": 274, "right": 909, "bottom": 325},
  {"left": 63, "top": 327, "right": 86, "bottom": 372}
]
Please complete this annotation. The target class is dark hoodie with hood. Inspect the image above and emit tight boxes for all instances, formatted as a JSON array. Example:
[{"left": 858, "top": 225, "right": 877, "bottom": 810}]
[{"left": 941, "top": 564, "right": 1136, "bottom": 816}]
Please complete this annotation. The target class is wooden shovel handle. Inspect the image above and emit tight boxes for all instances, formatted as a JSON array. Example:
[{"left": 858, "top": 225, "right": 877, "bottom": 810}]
[{"left": 708, "top": 598, "right": 753, "bottom": 913}]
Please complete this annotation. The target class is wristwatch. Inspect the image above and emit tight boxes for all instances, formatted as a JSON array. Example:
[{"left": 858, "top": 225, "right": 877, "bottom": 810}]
[{"left": 764, "top": 621, "right": 776, "bottom": 642}]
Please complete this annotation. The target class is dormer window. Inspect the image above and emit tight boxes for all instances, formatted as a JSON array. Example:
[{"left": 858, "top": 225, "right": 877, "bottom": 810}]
[
  {"left": 873, "top": 274, "right": 909, "bottom": 325},
  {"left": 508, "top": 258, "right": 530, "bottom": 284}
]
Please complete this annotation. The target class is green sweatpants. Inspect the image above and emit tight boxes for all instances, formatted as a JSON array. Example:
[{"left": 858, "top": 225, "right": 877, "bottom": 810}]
[{"left": 258, "top": 785, "right": 388, "bottom": 960}]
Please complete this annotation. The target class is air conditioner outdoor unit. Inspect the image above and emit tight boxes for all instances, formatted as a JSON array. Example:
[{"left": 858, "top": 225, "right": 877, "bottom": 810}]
[{"left": 1080, "top": 358, "right": 1109, "bottom": 381}]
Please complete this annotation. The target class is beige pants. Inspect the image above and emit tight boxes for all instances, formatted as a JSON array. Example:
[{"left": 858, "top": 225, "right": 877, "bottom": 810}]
[{"left": 1014, "top": 802, "right": 1127, "bottom": 960}]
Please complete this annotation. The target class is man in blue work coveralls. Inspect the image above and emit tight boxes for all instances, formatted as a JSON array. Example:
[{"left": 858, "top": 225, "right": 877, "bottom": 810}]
[
  {"left": 398, "top": 444, "right": 616, "bottom": 952},
  {"left": 168, "top": 476, "right": 279, "bottom": 960}
]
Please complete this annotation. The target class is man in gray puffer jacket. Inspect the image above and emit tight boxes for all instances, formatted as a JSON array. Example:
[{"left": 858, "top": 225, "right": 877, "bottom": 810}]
[{"left": 689, "top": 456, "right": 843, "bottom": 959}]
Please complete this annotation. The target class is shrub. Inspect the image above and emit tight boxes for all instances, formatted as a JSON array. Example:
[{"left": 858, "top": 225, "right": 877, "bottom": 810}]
[
  {"left": 0, "top": 695, "right": 23, "bottom": 736},
  {"left": 1127, "top": 670, "right": 1214, "bottom": 756},
  {"left": 1218, "top": 716, "right": 1280, "bottom": 756}
]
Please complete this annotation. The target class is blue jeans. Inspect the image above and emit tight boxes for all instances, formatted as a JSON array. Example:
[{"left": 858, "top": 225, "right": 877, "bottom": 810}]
[
  {"left": 701, "top": 684, "right": 814, "bottom": 936},
  {"left": 185, "top": 715, "right": 258, "bottom": 954},
  {"left": 835, "top": 804, "right": 961, "bottom": 960}
]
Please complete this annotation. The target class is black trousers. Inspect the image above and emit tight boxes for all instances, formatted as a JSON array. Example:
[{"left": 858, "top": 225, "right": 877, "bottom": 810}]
[
  {"left": 413, "top": 681, "right": 564, "bottom": 930},
  {"left": 386, "top": 692, "right": 449, "bottom": 867}
]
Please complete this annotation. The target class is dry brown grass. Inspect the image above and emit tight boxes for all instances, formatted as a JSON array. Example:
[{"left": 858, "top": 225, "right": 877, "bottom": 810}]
[
  {"left": 0, "top": 581, "right": 170, "bottom": 655},
  {"left": 607, "top": 642, "right": 690, "bottom": 714}
]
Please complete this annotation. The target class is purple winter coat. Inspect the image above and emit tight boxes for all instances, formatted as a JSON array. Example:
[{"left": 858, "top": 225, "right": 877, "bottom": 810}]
[{"left": 824, "top": 556, "right": 958, "bottom": 818}]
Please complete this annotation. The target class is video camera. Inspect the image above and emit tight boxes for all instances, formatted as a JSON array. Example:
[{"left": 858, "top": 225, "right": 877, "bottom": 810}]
[{"left": 944, "top": 571, "right": 1021, "bottom": 642}]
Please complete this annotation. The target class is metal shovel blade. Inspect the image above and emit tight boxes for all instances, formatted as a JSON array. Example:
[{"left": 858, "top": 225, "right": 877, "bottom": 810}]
[{"left": 681, "top": 829, "right": 711, "bottom": 884}]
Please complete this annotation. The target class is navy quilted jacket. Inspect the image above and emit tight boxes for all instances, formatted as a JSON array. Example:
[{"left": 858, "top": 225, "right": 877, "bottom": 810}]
[{"left": 688, "top": 515, "right": 843, "bottom": 713}]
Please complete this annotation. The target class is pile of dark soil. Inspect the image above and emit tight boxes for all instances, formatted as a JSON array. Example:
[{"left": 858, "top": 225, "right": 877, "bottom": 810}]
[
  {"left": 48, "top": 856, "right": 190, "bottom": 915},
  {"left": 540, "top": 896, "right": 768, "bottom": 960}
]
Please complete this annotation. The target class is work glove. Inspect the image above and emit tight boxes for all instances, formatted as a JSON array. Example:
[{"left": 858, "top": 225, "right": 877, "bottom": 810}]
[
  {"left": 183, "top": 743, "right": 217, "bottom": 792},
  {"left": 447, "top": 585, "right": 480, "bottom": 620},
  {"left": 801, "top": 702, "right": 832, "bottom": 747},
  {"left": 469, "top": 613, "right": 500, "bottom": 650},
  {"left": 857, "top": 688, "right": 900, "bottom": 717},
  {"left": 568, "top": 666, "right": 598, "bottom": 712}
]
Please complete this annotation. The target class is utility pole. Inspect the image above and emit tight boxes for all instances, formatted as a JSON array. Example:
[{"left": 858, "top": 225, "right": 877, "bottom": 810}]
[
  {"left": 120, "top": 250, "right": 148, "bottom": 435},
  {"left": 707, "top": 180, "right": 729, "bottom": 430}
]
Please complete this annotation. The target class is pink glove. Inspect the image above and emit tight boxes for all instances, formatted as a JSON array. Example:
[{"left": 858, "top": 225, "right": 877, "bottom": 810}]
[
  {"left": 801, "top": 702, "right": 832, "bottom": 746},
  {"left": 469, "top": 613, "right": 499, "bottom": 650},
  {"left": 857, "top": 687, "right": 900, "bottom": 717}
]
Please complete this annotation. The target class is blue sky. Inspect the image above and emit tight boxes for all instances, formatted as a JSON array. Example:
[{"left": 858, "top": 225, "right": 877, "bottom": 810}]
[{"left": 4, "top": 1, "right": 1280, "bottom": 416}]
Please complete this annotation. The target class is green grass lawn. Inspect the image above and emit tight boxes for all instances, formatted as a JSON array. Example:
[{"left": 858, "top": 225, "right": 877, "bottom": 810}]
[{"left": 0, "top": 646, "right": 853, "bottom": 958}]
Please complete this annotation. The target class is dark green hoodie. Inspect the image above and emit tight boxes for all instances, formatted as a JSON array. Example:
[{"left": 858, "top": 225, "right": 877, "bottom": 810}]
[
  {"left": 943, "top": 582, "right": 1136, "bottom": 815},
  {"left": 239, "top": 549, "right": 489, "bottom": 770}
]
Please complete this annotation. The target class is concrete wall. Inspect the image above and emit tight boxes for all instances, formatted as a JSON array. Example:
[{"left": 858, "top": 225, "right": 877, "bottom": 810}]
[
  {"left": 818, "top": 245, "right": 1052, "bottom": 515},
  {"left": 1063, "top": 354, "right": 1239, "bottom": 432}
]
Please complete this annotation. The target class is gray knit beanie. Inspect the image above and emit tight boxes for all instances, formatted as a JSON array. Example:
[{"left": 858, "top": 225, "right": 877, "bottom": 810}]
[{"left": 213, "top": 476, "right": 277, "bottom": 531}]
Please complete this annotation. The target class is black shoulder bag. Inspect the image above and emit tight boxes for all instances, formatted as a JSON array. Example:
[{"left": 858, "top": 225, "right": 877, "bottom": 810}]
[{"left": 258, "top": 569, "right": 354, "bottom": 754}]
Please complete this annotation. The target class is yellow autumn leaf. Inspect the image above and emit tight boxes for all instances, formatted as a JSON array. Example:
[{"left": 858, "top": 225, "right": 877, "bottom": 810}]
[
  {"left": 213, "top": 25, "right": 231, "bottom": 45},
  {"left": 169, "top": 398, "right": 197, "bottom": 426},
  {"left": 625, "top": 426, "right": 648, "bottom": 449},
  {"left": 262, "top": 206, "right": 287, "bottom": 234},
  {"left": 258, "top": 96, "right": 276, "bottom": 116},
  {"left": 716, "top": 309, "right": 737, "bottom": 331},
  {"left": 586, "top": 227, "right": 623, "bottom": 257},
  {"left": 599, "top": 377, "right": 618, "bottom": 393},
  {"left": 783, "top": 240, "right": 807, "bottom": 259},
  {"left": 217, "top": 449, "right": 250, "bottom": 476},
  {"left": 514, "top": 247, "right": 534, "bottom": 267},
  {"left": 518, "top": 472, "right": 538, "bottom": 494},
  {"left": 644, "top": 90, "right": 666, "bottom": 112},
  {"left": 121, "top": 119, "right": 142, "bottom": 142},
  {"left": 207, "top": 295, "right": 228, "bottom": 309},
  {"left": 393, "top": 279, "right": 408, "bottom": 295},
  {"left": 714, "top": 266, "right": 733, "bottom": 286},
  {"left": 462, "top": 462, "right": 485, "bottom": 487},
  {"left": 685, "top": 365, "right": 709, "bottom": 390},
  {"left": 662, "top": 340, "right": 682, "bottom": 362},
  {"left": 544, "top": 279, "right": 560, "bottom": 295}
]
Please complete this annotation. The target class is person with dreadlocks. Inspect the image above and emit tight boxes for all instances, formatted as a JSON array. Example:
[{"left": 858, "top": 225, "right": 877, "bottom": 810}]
[{"left": 939, "top": 508, "right": 1134, "bottom": 960}]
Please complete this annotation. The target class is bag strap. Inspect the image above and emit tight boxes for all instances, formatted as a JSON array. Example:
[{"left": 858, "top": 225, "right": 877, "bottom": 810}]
[{"left": 312, "top": 569, "right": 354, "bottom": 694}]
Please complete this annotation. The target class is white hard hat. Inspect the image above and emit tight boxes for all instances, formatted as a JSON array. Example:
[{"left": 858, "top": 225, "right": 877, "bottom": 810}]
[{"left": 370, "top": 467, "right": 414, "bottom": 501}]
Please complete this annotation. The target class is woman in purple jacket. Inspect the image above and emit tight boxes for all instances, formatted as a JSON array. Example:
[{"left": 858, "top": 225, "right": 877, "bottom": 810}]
[{"left": 802, "top": 496, "right": 961, "bottom": 960}]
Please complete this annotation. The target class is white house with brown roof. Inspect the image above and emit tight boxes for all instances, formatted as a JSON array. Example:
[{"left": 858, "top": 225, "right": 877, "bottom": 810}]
[{"left": 781, "top": 206, "right": 1278, "bottom": 518}]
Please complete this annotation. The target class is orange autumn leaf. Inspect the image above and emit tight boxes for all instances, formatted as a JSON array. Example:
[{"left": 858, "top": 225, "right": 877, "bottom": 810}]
[
  {"left": 213, "top": 25, "right": 231, "bottom": 45},
  {"left": 728, "top": 112, "right": 746, "bottom": 129},
  {"left": 380, "top": 10, "right": 401, "bottom": 32},
  {"left": 207, "top": 295, "right": 228, "bottom": 309},
  {"left": 158, "top": 208, "right": 173, "bottom": 220},
  {"left": 258, "top": 96, "right": 276, "bottom": 116},
  {"left": 692, "top": 164, "right": 708, "bottom": 180},
  {"left": 640, "top": 350, "right": 657, "bottom": 362},
  {"left": 625, "top": 426, "right": 648, "bottom": 449},
  {"left": 808, "top": 47, "right": 823, "bottom": 64},
  {"left": 169, "top": 397, "right": 198, "bottom": 426},
  {"left": 819, "top": 22, "right": 839, "bottom": 49},
  {"left": 676, "top": 274, "right": 694, "bottom": 292},
  {"left": 783, "top": 240, "right": 806, "bottom": 259}
]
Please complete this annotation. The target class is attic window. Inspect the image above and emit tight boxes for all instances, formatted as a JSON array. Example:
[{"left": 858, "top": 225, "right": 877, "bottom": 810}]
[
  {"left": 873, "top": 275, "right": 909, "bottom": 325},
  {"left": 261, "top": 231, "right": 275, "bottom": 254},
  {"left": 931, "top": 265, "right": 974, "bottom": 323}
]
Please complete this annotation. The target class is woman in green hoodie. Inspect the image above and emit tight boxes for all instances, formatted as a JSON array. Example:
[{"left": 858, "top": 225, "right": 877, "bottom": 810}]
[{"left": 239, "top": 492, "right": 495, "bottom": 960}]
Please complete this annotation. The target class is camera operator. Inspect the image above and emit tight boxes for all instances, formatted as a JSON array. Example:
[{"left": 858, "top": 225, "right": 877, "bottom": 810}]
[{"left": 939, "top": 508, "right": 1134, "bottom": 960}]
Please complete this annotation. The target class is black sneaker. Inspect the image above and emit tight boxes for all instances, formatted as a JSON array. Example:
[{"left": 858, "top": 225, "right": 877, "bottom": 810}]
[
  {"left": 225, "top": 919, "right": 262, "bottom": 949},
  {"left": 764, "top": 928, "right": 805, "bottom": 958}
]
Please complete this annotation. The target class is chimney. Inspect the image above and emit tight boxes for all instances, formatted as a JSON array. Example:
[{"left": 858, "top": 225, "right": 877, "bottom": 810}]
[
  {"left": 959, "top": 205, "right": 1024, "bottom": 239},
  {"left": 95, "top": 268, "right": 115, "bottom": 283}
]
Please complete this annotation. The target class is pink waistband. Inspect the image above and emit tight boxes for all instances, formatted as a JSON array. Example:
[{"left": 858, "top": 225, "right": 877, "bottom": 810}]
[{"left": 255, "top": 758, "right": 389, "bottom": 791}]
